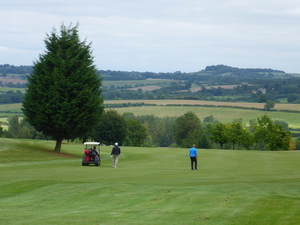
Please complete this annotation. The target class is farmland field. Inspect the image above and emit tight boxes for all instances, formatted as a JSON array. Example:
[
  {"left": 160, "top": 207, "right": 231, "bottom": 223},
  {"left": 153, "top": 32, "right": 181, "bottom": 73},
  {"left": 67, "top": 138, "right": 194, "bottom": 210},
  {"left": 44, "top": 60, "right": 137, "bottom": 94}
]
[
  {"left": 1, "top": 101, "right": 300, "bottom": 128},
  {"left": 0, "top": 87, "right": 26, "bottom": 93},
  {"left": 0, "top": 77, "right": 27, "bottom": 84},
  {"left": 189, "top": 84, "right": 245, "bottom": 92},
  {"left": 128, "top": 85, "right": 162, "bottom": 91},
  {"left": 105, "top": 99, "right": 300, "bottom": 111},
  {"left": 1, "top": 138, "right": 300, "bottom": 224},
  {"left": 0, "top": 103, "right": 22, "bottom": 112}
]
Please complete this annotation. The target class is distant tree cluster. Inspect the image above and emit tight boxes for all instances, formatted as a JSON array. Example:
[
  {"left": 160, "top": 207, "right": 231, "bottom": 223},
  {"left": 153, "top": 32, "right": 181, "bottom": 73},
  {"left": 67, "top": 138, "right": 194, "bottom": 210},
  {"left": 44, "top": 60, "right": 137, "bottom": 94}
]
[
  {"left": 1, "top": 112, "right": 295, "bottom": 151},
  {"left": 0, "top": 64, "right": 32, "bottom": 75},
  {"left": 0, "top": 90, "right": 23, "bottom": 104},
  {"left": 3, "top": 62, "right": 300, "bottom": 104},
  {"left": 81, "top": 110, "right": 147, "bottom": 147},
  {"left": 1, "top": 115, "right": 45, "bottom": 139},
  {"left": 86, "top": 111, "right": 294, "bottom": 150},
  {"left": 206, "top": 115, "right": 294, "bottom": 151}
]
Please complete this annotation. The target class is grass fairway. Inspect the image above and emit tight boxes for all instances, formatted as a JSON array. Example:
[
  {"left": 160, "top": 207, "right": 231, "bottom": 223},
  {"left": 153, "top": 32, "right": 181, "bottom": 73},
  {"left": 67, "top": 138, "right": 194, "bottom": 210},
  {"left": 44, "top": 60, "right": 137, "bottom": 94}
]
[{"left": 1, "top": 139, "right": 300, "bottom": 224}]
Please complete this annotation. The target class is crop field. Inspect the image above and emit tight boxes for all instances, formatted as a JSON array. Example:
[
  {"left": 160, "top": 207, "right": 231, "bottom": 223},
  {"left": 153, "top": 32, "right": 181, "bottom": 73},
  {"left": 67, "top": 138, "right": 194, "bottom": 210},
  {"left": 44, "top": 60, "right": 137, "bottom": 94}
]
[
  {"left": 0, "top": 87, "right": 26, "bottom": 93},
  {"left": 105, "top": 100, "right": 300, "bottom": 111},
  {"left": 0, "top": 103, "right": 22, "bottom": 112},
  {"left": 1, "top": 138, "right": 300, "bottom": 224},
  {"left": 0, "top": 77, "right": 27, "bottom": 84},
  {"left": 1, "top": 101, "right": 300, "bottom": 128},
  {"left": 189, "top": 85, "right": 243, "bottom": 92},
  {"left": 128, "top": 85, "right": 162, "bottom": 92}
]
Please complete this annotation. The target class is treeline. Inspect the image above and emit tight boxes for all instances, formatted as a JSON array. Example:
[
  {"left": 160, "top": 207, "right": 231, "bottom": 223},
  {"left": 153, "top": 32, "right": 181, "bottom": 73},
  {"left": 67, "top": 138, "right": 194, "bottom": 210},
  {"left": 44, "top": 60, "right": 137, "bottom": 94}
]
[
  {"left": 205, "top": 64, "right": 286, "bottom": 78},
  {"left": 2, "top": 64, "right": 292, "bottom": 82},
  {"left": 99, "top": 70, "right": 146, "bottom": 81},
  {"left": 0, "top": 81, "right": 27, "bottom": 88},
  {"left": 0, "top": 64, "right": 32, "bottom": 75},
  {"left": 1, "top": 112, "right": 299, "bottom": 151},
  {"left": 0, "top": 91, "right": 24, "bottom": 104},
  {"left": 102, "top": 77, "right": 300, "bottom": 103},
  {"left": 1, "top": 115, "right": 47, "bottom": 139},
  {"left": 3, "top": 64, "right": 300, "bottom": 104}
]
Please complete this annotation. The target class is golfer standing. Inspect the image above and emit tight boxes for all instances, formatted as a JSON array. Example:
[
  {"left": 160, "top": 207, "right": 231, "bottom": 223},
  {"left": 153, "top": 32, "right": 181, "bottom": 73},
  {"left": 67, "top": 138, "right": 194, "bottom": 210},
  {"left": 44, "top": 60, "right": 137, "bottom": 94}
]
[
  {"left": 111, "top": 142, "right": 121, "bottom": 168},
  {"left": 189, "top": 144, "right": 198, "bottom": 170}
]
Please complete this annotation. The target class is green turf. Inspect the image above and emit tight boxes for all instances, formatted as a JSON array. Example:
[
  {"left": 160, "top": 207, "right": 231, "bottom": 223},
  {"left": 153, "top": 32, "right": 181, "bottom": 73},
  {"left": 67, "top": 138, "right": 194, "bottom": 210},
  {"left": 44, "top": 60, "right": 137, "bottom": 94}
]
[{"left": 1, "top": 138, "right": 300, "bottom": 224}]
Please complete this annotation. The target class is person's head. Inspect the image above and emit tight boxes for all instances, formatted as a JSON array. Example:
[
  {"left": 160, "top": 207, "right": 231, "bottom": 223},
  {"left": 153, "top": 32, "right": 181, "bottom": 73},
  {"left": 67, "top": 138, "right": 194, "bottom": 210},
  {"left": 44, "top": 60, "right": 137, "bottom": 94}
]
[
  {"left": 115, "top": 142, "right": 118, "bottom": 146},
  {"left": 193, "top": 144, "right": 196, "bottom": 148}
]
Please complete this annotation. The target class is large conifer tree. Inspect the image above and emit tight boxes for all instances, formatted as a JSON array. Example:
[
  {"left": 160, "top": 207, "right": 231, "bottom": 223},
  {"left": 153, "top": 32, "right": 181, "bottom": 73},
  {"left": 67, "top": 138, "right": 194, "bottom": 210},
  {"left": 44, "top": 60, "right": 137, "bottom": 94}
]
[{"left": 22, "top": 23, "right": 104, "bottom": 153}]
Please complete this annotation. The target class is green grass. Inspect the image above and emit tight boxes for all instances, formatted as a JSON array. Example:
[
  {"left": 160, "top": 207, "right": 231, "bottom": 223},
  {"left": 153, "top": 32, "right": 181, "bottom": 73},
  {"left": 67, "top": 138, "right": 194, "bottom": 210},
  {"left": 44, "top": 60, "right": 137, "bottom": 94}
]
[
  {"left": 1, "top": 138, "right": 300, "bottom": 224},
  {"left": 0, "top": 103, "right": 22, "bottom": 112},
  {"left": 112, "top": 106, "right": 300, "bottom": 128},
  {"left": 0, "top": 87, "right": 26, "bottom": 93},
  {"left": 278, "top": 98, "right": 288, "bottom": 103},
  {"left": 1, "top": 102, "right": 300, "bottom": 129}
]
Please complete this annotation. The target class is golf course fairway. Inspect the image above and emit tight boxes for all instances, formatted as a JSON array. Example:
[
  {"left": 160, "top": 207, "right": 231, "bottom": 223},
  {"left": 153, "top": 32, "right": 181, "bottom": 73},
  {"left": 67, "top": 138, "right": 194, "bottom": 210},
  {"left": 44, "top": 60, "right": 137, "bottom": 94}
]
[{"left": 1, "top": 138, "right": 300, "bottom": 224}]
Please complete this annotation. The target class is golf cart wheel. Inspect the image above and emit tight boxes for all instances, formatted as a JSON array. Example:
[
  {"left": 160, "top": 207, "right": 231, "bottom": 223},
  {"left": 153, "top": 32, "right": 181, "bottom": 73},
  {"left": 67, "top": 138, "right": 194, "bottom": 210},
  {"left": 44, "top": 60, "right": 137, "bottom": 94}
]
[
  {"left": 82, "top": 162, "right": 85, "bottom": 166},
  {"left": 96, "top": 162, "right": 100, "bottom": 166}
]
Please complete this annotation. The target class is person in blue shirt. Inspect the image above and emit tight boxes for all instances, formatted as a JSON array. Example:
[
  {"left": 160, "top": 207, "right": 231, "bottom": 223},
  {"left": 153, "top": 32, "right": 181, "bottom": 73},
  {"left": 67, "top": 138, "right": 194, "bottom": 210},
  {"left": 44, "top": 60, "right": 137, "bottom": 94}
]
[{"left": 189, "top": 144, "right": 198, "bottom": 170}]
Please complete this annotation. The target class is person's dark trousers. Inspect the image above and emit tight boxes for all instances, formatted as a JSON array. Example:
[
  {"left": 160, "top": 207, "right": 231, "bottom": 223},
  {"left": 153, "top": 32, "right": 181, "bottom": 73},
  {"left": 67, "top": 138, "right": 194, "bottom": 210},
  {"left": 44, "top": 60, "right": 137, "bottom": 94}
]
[{"left": 190, "top": 157, "right": 197, "bottom": 170}]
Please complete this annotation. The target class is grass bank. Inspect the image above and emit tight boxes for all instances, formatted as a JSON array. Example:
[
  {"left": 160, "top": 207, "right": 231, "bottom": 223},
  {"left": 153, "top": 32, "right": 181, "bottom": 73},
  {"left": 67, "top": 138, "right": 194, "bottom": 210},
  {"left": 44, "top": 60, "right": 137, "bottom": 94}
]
[{"left": 1, "top": 139, "right": 300, "bottom": 224}]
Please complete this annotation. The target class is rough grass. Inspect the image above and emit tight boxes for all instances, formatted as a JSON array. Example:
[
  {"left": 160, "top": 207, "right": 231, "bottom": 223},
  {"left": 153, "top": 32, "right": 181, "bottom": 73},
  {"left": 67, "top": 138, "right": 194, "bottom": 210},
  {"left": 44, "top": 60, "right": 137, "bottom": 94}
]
[{"left": 1, "top": 139, "right": 300, "bottom": 224}]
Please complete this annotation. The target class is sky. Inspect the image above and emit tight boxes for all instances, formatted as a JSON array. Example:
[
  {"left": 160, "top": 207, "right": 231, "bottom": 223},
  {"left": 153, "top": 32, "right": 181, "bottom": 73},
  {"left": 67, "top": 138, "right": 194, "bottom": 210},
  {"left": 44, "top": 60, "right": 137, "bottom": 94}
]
[{"left": 1, "top": 0, "right": 300, "bottom": 73}]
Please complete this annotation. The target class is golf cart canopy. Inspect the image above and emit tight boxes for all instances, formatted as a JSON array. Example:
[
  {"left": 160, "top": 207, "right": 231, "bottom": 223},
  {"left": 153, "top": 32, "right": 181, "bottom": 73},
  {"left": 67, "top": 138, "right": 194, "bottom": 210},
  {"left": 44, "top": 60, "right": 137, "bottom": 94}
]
[{"left": 83, "top": 142, "right": 100, "bottom": 145}]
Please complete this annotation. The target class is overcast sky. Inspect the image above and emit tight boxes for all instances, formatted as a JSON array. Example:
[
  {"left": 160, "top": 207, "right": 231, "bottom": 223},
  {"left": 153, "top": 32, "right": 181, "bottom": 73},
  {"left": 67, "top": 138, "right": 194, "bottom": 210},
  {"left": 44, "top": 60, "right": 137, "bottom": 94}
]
[{"left": 1, "top": 0, "right": 300, "bottom": 73}]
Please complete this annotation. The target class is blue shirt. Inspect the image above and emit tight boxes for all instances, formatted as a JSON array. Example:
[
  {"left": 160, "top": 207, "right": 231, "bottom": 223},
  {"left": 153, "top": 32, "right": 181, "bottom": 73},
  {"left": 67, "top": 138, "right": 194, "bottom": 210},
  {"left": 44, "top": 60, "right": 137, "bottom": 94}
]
[{"left": 189, "top": 147, "right": 197, "bottom": 157}]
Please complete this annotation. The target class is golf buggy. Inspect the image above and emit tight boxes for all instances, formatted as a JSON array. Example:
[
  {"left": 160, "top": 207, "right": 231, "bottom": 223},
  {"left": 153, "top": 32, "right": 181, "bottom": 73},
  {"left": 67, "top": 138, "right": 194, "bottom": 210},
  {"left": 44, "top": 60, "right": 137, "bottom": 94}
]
[{"left": 82, "top": 142, "right": 101, "bottom": 166}]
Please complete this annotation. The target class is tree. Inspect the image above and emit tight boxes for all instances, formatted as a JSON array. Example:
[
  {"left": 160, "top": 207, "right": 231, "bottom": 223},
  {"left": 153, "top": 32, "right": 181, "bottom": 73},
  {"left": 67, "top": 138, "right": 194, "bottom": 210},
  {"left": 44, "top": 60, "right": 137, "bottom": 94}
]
[
  {"left": 173, "top": 111, "right": 202, "bottom": 148},
  {"left": 124, "top": 119, "right": 147, "bottom": 146},
  {"left": 295, "top": 137, "right": 300, "bottom": 150},
  {"left": 93, "top": 109, "right": 127, "bottom": 146},
  {"left": 268, "top": 124, "right": 292, "bottom": 151},
  {"left": 241, "top": 129, "right": 255, "bottom": 150},
  {"left": 253, "top": 115, "right": 292, "bottom": 151},
  {"left": 0, "top": 123, "right": 3, "bottom": 136},
  {"left": 207, "top": 122, "right": 228, "bottom": 149},
  {"left": 227, "top": 122, "right": 245, "bottom": 150},
  {"left": 22, "top": 23, "right": 104, "bottom": 153},
  {"left": 202, "top": 115, "right": 219, "bottom": 131},
  {"left": 274, "top": 120, "right": 289, "bottom": 130},
  {"left": 197, "top": 134, "right": 211, "bottom": 149},
  {"left": 258, "top": 94, "right": 267, "bottom": 103},
  {"left": 7, "top": 115, "right": 20, "bottom": 137},
  {"left": 253, "top": 115, "right": 273, "bottom": 150},
  {"left": 264, "top": 100, "right": 275, "bottom": 110}
]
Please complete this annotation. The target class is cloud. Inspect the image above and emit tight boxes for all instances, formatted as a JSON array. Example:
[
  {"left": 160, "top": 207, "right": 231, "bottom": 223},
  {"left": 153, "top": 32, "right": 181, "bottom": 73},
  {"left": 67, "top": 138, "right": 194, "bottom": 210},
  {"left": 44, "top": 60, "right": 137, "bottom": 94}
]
[{"left": 1, "top": 0, "right": 300, "bottom": 72}]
